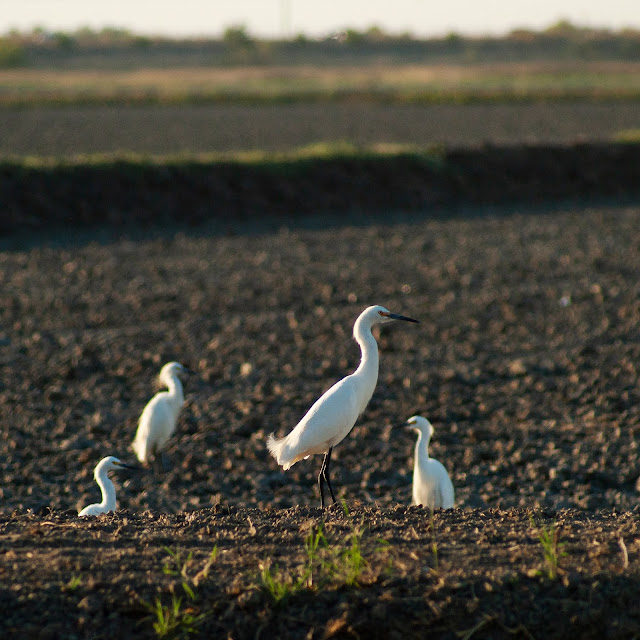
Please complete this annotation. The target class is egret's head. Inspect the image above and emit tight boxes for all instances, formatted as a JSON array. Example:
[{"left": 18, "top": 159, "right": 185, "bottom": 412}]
[
  {"left": 97, "top": 455, "right": 122, "bottom": 470},
  {"left": 358, "top": 305, "right": 419, "bottom": 330},
  {"left": 158, "top": 362, "right": 189, "bottom": 386},
  {"left": 95, "top": 456, "right": 142, "bottom": 478},
  {"left": 404, "top": 415, "right": 434, "bottom": 439},
  {"left": 161, "top": 361, "right": 187, "bottom": 376}
]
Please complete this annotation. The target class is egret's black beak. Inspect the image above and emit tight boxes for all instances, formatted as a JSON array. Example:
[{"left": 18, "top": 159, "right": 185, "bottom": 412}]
[
  {"left": 392, "top": 421, "right": 413, "bottom": 430},
  {"left": 388, "top": 313, "right": 419, "bottom": 323},
  {"left": 116, "top": 463, "right": 144, "bottom": 473}
]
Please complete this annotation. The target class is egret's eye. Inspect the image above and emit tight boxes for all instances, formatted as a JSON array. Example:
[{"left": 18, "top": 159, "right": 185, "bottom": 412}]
[{"left": 378, "top": 310, "right": 385, "bottom": 316}]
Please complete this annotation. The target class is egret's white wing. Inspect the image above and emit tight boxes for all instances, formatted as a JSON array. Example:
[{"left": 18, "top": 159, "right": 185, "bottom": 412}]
[
  {"left": 438, "top": 463, "right": 455, "bottom": 509},
  {"left": 79, "top": 503, "right": 107, "bottom": 517},
  {"left": 132, "top": 391, "right": 175, "bottom": 461},
  {"left": 278, "top": 375, "right": 361, "bottom": 466},
  {"left": 149, "top": 394, "right": 178, "bottom": 445},
  {"left": 413, "top": 458, "right": 454, "bottom": 509}
]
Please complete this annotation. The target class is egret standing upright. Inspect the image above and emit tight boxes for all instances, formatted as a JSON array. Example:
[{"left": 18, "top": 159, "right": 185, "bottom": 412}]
[
  {"left": 78, "top": 456, "right": 140, "bottom": 517},
  {"left": 400, "top": 415, "right": 454, "bottom": 510},
  {"left": 268, "top": 305, "right": 419, "bottom": 507},
  {"left": 132, "top": 361, "right": 187, "bottom": 469}
]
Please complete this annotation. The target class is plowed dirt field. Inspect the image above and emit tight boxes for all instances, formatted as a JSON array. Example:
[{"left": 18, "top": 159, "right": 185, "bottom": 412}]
[{"left": 1, "top": 199, "right": 639, "bottom": 638}]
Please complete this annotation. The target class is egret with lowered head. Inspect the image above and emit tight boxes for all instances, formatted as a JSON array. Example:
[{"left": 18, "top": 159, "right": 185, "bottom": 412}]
[
  {"left": 401, "top": 415, "right": 454, "bottom": 510},
  {"left": 78, "top": 456, "right": 140, "bottom": 517},
  {"left": 268, "top": 305, "right": 419, "bottom": 507},
  {"left": 132, "top": 361, "right": 187, "bottom": 469}
]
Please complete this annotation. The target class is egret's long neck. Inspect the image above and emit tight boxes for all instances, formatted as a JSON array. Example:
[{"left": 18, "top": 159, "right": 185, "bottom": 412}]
[
  {"left": 165, "top": 374, "right": 184, "bottom": 405},
  {"left": 353, "top": 317, "right": 379, "bottom": 383},
  {"left": 415, "top": 431, "right": 432, "bottom": 469},
  {"left": 97, "top": 473, "right": 117, "bottom": 511}
]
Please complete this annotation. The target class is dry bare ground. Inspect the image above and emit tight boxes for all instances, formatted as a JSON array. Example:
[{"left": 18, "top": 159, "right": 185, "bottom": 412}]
[
  {"left": 1, "top": 194, "right": 640, "bottom": 637},
  {"left": 1, "top": 102, "right": 639, "bottom": 156}
]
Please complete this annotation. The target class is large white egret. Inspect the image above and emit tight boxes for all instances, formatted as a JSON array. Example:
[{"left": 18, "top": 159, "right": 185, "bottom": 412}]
[
  {"left": 401, "top": 415, "right": 454, "bottom": 510},
  {"left": 268, "top": 305, "right": 419, "bottom": 507},
  {"left": 78, "top": 456, "right": 140, "bottom": 517},
  {"left": 132, "top": 361, "right": 187, "bottom": 468}
]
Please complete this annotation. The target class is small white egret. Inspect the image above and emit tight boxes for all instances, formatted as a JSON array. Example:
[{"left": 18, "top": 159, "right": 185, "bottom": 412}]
[
  {"left": 400, "top": 415, "right": 454, "bottom": 510},
  {"left": 132, "top": 361, "right": 187, "bottom": 468},
  {"left": 78, "top": 456, "right": 141, "bottom": 517},
  {"left": 268, "top": 305, "right": 419, "bottom": 507}
]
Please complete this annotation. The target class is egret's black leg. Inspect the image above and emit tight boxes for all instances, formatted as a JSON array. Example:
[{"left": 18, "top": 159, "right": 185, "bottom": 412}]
[
  {"left": 152, "top": 448, "right": 163, "bottom": 474},
  {"left": 160, "top": 451, "right": 171, "bottom": 472},
  {"left": 318, "top": 452, "right": 329, "bottom": 508},
  {"left": 323, "top": 446, "right": 337, "bottom": 504}
]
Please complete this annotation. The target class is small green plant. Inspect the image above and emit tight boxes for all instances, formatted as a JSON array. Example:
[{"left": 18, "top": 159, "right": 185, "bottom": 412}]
[
  {"left": 144, "top": 592, "right": 205, "bottom": 638},
  {"left": 339, "top": 525, "right": 366, "bottom": 587},
  {"left": 61, "top": 574, "right": 82, "bottom": 592},
  {"left": 163, "top": 546, "right": 192, "bottom": 576},
  {"left": 259, "top": 509, "right": 390, "bottom": 604},
  {"left": 259, "top": 523, "right": 328, "bottom": 603},
  {"left": 530, "top": 515, "right": 567, "bottom": 580},
  {"left": 331, "top": 506, "right": 374, "bottom": 587},
  {"left": 139, "top": 546, "right": 217, "bottom": 637},
  {"left": 303, "top": 522, "right": 330, "bottom": 588},
  {"left": 161, "top": 546, "right": 218, "bottom": 595},
  {"left": 258, "top": 561, "right": 305, "bottom": 605}
]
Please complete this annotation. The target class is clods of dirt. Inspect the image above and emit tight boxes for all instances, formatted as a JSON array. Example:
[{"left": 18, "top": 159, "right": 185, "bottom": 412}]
[{"left": 1, "top": 506, "right": 639, "bottom": 639}]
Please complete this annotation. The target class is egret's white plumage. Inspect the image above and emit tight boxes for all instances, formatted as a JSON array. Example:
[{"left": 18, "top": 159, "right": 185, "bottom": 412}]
[
  {"left": 78, "top": 456, "right": 138, "bottom": 517},
  {"left": 404, "top": 415, "right": 454, "bottom": 510},
  {"left": 132, "top": 362, "right": 186, "bottom": 465},
  {"left": 268, "top": 305, "right": 419, "bottom": 506}
]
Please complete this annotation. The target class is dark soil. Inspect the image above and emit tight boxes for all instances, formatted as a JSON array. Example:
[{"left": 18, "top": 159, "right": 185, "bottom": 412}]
[
  {"left": 1, "top": 197, "right": 640, "bottom": 638},
  {"left": 2, "top": 506, "right": 639, "bottom": 640}
]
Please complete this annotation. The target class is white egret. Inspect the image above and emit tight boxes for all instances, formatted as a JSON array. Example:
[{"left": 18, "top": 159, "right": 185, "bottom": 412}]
[
  {"left": 132, "top": 361, "right": 187, "bottom": 468},
  {"left": 268, "top": 305, "right": 419, "bottom": 507},
  {"left": 401, "top": 415, "right": 454, "bottom": 510},
  {"left": 78, "top": 456, "right": 140, "bottom": 517}
]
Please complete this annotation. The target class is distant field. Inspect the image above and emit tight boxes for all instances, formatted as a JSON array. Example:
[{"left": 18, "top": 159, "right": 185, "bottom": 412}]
[
  {"left": 1, "top": 102, "right": 639, "bottom": 157},
  {"left": 2, "top": 61, "right": 640, "bottom": 105}
]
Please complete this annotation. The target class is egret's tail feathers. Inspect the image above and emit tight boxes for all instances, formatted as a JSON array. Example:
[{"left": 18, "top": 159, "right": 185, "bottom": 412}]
[
  {"left": 131, "top": 437, "right": 148, "bottom": 464},
  {"left": 267, "top": 433, "right": 296, "bottom": 470}
]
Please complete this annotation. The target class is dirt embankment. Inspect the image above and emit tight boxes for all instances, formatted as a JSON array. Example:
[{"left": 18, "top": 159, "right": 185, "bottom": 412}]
[{"left": 2, "top": 142, "right": 640, "bottom": 235}]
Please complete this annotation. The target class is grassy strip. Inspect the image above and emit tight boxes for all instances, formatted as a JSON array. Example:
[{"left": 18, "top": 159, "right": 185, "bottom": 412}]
[
  {"left": 2, "top": 131, "right": 639, "bottom": 172},
  {"left": 614, "top": 128, "right": 640, "bottom": 142},
  {"left": 0, "top": 141, "right": 446, "bottom": 170}
]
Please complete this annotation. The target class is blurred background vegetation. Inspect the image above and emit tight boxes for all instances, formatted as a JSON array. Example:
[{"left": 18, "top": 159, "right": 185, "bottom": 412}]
[
  {"left": 2, "top": 21, "right": 640, "bottom": 68},
  {"left": 1, "top": 22, "right": 639, "bottom": 105}
]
